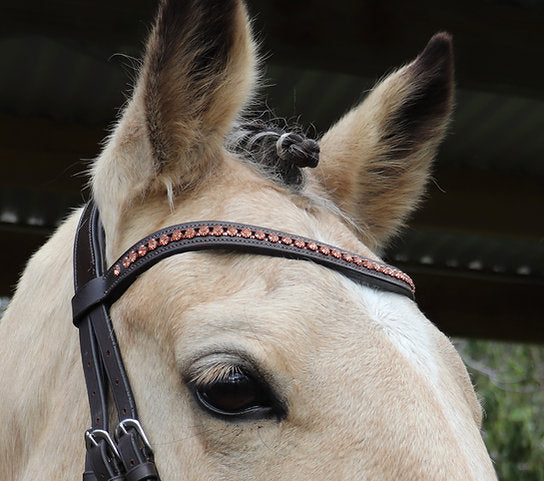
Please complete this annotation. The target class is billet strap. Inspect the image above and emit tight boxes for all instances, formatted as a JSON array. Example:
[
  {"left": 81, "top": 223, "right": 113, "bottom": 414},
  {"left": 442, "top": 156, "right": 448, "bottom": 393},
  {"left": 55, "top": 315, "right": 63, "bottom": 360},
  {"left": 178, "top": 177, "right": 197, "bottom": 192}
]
[
  {"left": 73, "top": 219, "right": 415, "bottom": 324},
  {"left": 73, "top": 203, "right": 159, "bottom": 481}
]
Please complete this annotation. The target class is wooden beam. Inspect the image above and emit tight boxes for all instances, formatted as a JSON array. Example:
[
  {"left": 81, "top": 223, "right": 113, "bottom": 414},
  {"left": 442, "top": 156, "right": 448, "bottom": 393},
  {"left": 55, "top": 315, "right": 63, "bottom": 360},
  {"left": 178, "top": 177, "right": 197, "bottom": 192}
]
[
  {"left": 412, "top": 167, "right": 543, "bottom": 240},
  {"left": 0, "top": 225, "right": 48, "bottom": 296}
]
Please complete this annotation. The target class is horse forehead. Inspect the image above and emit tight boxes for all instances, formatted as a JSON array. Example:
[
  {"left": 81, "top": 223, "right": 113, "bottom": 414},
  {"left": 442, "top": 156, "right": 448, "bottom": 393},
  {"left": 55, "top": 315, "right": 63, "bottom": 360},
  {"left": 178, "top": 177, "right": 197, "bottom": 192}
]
[
  {"left": 353, "top": 282, "right": 484, "bottom": 424},
  {"left": 164, "top": 256, "right": 413, "bottom": 374},
  {"left": 117, "top": 225, "right": 429, "bottom": 375},
  {"left": 346, "top": 281, "right": 475, "bottom": 394},
  {"left": 354, "top": 284, "right": 441, "bottom": 377},
  {"left": 121, "top": 241, "right": 421, "bottom": 367}
]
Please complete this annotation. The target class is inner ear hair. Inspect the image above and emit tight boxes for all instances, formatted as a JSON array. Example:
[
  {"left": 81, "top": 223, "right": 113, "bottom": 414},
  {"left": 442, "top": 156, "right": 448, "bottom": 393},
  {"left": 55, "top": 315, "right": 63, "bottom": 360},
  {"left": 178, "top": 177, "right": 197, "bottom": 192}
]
[
  {"left": 315, "top": 33, "right": 454, "bottom": 252},
  {"left": 383, "top": 32, "right": 454, "bottom": 159}
]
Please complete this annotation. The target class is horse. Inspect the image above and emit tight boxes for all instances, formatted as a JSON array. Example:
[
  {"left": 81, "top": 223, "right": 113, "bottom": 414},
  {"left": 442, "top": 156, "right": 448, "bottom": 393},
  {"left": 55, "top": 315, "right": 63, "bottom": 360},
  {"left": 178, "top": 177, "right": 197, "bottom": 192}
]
[{"left": 0, "top": 1, "right": 498, "bottom": 479}]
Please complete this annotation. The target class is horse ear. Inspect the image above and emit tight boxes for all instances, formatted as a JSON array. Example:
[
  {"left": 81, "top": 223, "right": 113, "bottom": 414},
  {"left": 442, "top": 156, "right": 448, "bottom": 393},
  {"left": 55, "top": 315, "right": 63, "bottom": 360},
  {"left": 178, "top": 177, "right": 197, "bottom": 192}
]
[
  {"left": 316, "top": 33, "right": 454, "bottom": 252},
  {"left": 92, "top": 0, "right": 256, "bottom": 224}
]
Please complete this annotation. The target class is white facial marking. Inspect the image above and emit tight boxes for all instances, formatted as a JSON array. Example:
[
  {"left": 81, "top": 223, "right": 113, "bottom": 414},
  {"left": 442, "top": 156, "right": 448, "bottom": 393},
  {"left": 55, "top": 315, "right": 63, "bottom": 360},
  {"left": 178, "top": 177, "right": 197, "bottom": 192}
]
[{"left": 340, "top": 278, "right": 487, "bottom": 480}]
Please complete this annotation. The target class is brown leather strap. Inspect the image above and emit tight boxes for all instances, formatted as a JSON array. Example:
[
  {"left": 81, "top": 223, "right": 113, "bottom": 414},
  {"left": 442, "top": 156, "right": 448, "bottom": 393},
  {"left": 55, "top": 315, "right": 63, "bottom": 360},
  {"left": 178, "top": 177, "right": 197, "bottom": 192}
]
[
  {"left": 74, "top": 203, "right": 114, "bottom": 480},
  {"left": 74, "top": 203, "right": 109, "bottom": 431},
  {"left": 73, "top": 220, "right": 415, "bottom": 324},
  {"left": 73, "top": 203, "right": 159, "bottom": 481},
  {"left": 74, "top": 203, "right": 139, "bottom": 423}
]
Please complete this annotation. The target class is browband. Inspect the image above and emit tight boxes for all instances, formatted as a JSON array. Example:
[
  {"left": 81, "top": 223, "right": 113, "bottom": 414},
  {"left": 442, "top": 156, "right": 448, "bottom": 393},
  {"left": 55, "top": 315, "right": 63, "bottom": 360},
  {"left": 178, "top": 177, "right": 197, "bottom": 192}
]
[
  {"left": 72, "top": 201, "right": 415, "bottom": 480},
  {"left": 73, "top": 214, "right": 415, "bottom": 324}
]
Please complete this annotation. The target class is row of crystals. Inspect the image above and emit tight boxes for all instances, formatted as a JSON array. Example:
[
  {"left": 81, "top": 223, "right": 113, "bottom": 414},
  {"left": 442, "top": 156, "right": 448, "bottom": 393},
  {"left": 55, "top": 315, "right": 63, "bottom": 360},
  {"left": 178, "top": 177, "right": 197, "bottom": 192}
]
[{"left": 112, "top": 225, "right": 415, "bottom": 291}]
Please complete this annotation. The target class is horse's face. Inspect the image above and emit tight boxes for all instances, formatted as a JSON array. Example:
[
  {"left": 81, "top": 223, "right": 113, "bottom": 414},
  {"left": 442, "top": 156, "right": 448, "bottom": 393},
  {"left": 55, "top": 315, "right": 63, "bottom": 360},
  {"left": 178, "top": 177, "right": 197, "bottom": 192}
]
[
  {"left": 85, "top": 1, "right": 496, "bottom": 479},
  {"left": 111, "top": 236, "right": 490, "bottom": 480},
  {"left": 102, "top": 176, "right": 493, "bottom": 480}
]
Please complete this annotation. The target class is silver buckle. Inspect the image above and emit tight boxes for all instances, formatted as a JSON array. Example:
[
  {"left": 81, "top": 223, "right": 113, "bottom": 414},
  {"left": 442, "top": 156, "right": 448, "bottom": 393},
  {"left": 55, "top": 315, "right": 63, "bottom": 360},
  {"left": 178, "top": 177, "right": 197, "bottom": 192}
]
[
  {"left": 85, "top": 429, "right": 121, "bottom": 461},
  {"left": 114, "top": 418, "right": 154, "bottom": 454}
]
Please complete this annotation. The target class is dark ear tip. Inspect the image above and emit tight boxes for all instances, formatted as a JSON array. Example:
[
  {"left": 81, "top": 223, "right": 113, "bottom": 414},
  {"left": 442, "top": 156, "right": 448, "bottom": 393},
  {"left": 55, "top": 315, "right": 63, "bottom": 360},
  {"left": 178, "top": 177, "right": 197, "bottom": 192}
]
[
  {"left": 428, "top": 32, "right": 453, "bottom": 48},
  {"left": 414, "top": 32, "right": 454, "bottom": 75}
]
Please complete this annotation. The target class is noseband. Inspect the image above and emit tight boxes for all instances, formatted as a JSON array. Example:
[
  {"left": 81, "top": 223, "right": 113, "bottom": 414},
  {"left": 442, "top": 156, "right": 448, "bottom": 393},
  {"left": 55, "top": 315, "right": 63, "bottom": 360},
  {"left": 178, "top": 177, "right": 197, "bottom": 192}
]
[{"left": 72, "top": 201, "right": 415, "bottom": 481}]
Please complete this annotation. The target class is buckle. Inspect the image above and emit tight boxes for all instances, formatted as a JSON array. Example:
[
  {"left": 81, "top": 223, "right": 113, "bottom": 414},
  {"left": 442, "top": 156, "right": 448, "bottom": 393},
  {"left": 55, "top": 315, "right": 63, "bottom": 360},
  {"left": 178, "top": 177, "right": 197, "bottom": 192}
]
[
  {"left": 115, "top": 418, "right": 154, "bottom": 455},
  {"left": 85, "top": 429, "right": 121, "bottom": 462}
]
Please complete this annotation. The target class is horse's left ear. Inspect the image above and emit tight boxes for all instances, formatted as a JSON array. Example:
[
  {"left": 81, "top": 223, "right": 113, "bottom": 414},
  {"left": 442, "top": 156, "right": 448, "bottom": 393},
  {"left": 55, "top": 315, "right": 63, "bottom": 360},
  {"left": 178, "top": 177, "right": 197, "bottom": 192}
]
[
  {"left": 315, "top": 33, "right": 454, "bottom": 252},
  {"left": 92, "top": 0, "right": 256, "bottom": 231}
]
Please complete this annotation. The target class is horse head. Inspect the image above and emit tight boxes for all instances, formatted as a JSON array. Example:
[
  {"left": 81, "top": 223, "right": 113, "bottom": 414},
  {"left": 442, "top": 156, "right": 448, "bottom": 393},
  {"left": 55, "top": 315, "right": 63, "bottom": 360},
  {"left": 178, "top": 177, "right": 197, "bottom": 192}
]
[{"left": 0, "top": 1, "right": 497, "bottom": 479}]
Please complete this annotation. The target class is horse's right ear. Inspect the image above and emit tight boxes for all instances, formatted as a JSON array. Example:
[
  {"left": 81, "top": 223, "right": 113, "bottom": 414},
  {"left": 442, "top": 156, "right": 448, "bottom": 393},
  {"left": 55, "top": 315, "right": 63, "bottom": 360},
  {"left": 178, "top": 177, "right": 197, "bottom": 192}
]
[
  {"left": 315, "top": 33, "right": 454, "bottom": 253},
  {"left": 92, "top": 0, "right": 257, "bottom": 230}
]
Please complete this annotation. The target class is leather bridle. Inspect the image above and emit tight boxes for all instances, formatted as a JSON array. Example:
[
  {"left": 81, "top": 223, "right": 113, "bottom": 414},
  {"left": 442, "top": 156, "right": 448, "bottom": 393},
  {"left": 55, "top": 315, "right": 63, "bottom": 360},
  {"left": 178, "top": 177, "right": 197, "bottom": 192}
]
[{"left": 72, "top": 200, "right": 415, "bottom": 481}]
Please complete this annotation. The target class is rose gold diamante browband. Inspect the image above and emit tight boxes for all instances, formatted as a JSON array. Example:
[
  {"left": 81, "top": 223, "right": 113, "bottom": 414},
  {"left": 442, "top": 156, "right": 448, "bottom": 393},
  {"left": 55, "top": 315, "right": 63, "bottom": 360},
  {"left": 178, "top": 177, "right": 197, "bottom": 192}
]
[
  {"left": 113, "top": 222, "right": 415, "bottom": 292},
  {"left": 72, "top": 218, "right": 415, "bottom": 326}
]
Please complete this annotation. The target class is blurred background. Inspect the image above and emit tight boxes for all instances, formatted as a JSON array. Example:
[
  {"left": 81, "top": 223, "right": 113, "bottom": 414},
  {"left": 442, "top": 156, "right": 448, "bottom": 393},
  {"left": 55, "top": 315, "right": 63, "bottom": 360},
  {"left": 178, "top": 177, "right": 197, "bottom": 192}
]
[{"left": 1, "top": 1, "right": 543, "bottom": 477}]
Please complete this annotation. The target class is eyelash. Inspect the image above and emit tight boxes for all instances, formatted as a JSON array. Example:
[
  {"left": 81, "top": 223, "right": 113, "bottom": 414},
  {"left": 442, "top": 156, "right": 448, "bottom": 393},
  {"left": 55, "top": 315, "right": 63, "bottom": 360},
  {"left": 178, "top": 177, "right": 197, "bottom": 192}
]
[{"left": 189, "top": 362, "right": 245, "bottom": 386}]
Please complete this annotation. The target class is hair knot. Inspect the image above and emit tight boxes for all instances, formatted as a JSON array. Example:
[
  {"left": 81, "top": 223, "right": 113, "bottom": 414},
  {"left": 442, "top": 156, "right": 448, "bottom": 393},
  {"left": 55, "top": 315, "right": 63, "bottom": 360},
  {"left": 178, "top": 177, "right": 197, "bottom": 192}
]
[{"left": 276, "top": 133, "right": 320, "bottom": 168}]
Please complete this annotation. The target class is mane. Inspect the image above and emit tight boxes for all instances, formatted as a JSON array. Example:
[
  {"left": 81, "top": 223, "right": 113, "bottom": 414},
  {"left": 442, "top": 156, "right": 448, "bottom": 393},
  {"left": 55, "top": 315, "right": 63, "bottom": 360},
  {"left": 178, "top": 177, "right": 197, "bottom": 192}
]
[
  {"left": 224, "top": 115, "right": 376, "bottom": 248},
  {"left": 226, "top": 116, "right": 320, "bottom": 189}
]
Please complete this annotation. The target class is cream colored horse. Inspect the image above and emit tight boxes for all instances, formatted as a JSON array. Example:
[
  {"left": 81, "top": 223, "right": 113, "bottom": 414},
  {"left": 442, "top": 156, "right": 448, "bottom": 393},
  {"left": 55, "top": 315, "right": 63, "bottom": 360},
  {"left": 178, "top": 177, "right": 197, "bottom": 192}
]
[{"left": 0, "top": 1, "right": 497, "bottom": 479}]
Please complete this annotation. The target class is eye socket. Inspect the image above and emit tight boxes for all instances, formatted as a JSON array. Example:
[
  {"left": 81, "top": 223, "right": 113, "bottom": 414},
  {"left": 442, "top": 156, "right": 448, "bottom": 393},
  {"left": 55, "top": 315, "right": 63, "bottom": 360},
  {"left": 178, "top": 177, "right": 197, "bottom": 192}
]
[{"left": 190, "top": 363, "right": 282, "bottom": 419}]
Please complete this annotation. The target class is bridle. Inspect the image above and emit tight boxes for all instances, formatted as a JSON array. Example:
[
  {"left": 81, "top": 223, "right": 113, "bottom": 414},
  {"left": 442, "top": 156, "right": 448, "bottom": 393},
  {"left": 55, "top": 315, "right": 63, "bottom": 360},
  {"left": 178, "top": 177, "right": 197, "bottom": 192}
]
[{"left": 72, "top": 200, "right": 415, "bottom": 481}]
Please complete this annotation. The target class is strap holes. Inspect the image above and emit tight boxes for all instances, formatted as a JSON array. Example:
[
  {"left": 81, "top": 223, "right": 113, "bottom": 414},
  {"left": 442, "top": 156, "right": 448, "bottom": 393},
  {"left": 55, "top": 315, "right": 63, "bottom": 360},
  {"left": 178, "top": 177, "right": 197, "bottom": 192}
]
[
  {"left": 106, "top": 350, "right": 111, "bottom": 356},
  {"left": 114, "top": 379, "right": 120, "bottom": 386}
]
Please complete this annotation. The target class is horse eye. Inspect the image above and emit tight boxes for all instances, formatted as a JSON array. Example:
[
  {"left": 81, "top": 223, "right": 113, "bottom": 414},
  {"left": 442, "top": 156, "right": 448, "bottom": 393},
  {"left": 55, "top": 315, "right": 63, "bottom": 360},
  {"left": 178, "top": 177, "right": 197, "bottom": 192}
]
[{"left": 194, "top": 370, "right": 275, "bottom": 418}]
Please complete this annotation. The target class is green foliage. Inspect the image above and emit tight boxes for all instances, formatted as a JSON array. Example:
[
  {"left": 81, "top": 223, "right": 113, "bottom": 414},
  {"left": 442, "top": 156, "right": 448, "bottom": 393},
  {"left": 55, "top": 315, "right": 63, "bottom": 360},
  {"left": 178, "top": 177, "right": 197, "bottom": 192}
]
[
  {"left": 456, "top": 339, "right": 544, "bottom": 480},
  {"left": 0, "top": 297, "right": 8, "bottom": 320}
]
